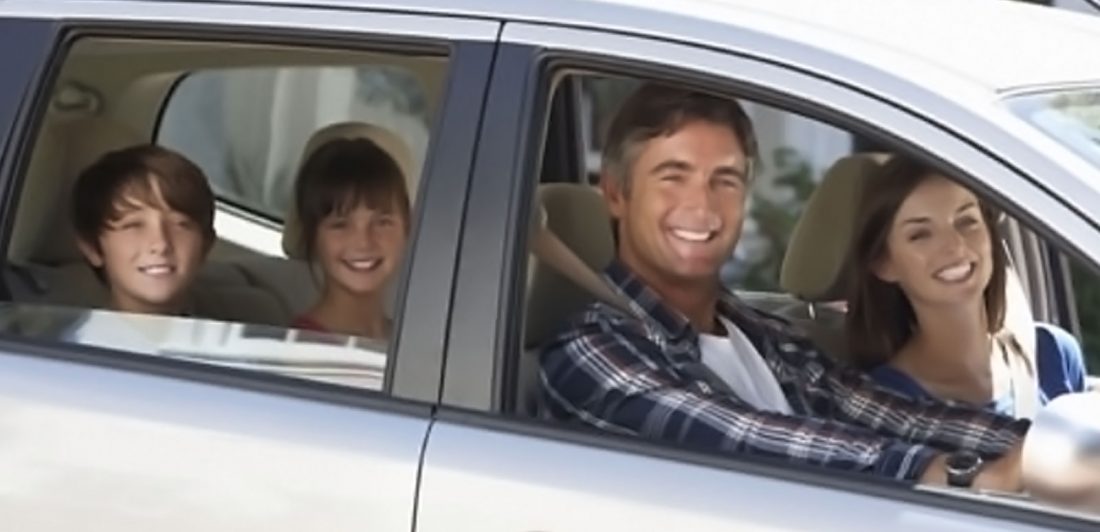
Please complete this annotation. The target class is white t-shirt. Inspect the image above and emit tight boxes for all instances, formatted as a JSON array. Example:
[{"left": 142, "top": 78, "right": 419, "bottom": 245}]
[{"left": 698, "top": 316, "right": 794, "bottom": 414}]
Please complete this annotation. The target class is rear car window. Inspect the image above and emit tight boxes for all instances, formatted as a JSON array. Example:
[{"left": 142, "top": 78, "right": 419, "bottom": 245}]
[{"left": 158, "top": 65, "right": 432, "bottom": 222}]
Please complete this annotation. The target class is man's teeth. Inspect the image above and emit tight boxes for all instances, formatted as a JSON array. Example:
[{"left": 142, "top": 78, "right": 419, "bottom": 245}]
[
  {"left": 671, "top": 229, "right": 713, "bottom": 242},
  {"left": 935, "top": 263, "right": 974, "bottom": 282}
]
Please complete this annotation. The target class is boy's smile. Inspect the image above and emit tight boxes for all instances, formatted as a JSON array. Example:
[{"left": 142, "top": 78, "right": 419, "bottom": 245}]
[{"left": 78, "top": 180, "right": 207, "bottom": 315}]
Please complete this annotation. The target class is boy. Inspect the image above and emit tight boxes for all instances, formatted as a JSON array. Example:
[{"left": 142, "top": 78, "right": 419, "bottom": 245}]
[{"left": 72, "top": 144, "right": 216, "bottom": 315}]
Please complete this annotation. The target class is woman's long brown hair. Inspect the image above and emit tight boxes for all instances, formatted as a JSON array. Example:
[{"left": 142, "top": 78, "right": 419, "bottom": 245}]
[{"left": 845, "top": 156, "right": 1007, "bottom": 369}]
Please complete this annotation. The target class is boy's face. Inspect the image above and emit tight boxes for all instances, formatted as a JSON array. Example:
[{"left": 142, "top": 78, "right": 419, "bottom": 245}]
[
  {"left": 315, "top": 201, "right": 407, "bottom": 298},
  {"left": 78, "top": 180, "right": 208, "bottom": 315}
]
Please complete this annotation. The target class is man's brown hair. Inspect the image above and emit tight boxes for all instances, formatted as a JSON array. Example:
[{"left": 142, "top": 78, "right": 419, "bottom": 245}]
[
  {"left": 71, "top": 144, "right": 216, "bottom": 250},
  {"left": 601, "top": 83, "right": 759, "bottom": 193}
]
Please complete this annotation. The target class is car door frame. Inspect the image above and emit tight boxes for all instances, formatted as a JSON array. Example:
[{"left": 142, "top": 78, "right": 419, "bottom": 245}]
[
  {"left": 439, "top": 19, "right": 1100, "bottom": 529},
  {"left": 0, "top": 0, "right": 501, "bottom": 405}
]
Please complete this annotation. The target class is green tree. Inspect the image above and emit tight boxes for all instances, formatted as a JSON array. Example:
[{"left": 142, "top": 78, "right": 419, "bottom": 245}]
[{"left": 736, "top": 147, "right": 815, "bottom": 291}]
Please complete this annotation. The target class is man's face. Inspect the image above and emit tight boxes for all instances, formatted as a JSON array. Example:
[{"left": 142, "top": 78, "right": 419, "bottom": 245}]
[
  {"left": 604, "top": 119, "right": 749, "bottom": 288},
  {"left": 79, "top": 180, "right": 208, "bottom": 315}
]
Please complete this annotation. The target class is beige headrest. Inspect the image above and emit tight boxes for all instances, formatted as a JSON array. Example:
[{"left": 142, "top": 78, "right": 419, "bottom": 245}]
[
  {"left": 524, "top": 183, "right": 616, "bottom": 346},
  {"left": 282, "top": 121, "right": 415, "bottom": 259},
  {"left": 14, "top": 117, "right": 145, "bottom": 265},
  {"left": 780, "top": 153, "right": 888, "bottom": 302}
]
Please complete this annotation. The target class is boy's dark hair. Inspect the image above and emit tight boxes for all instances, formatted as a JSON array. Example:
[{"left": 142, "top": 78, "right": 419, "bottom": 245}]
[
  {"left": 71, "top": 144, "right": 216, "bottom": 250},
  {"left": 294, "top": 137, "right": 411, "bottom": 261}
]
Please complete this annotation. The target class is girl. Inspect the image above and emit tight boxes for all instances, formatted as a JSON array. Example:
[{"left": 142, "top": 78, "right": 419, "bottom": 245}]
[{"left": 291, "top": 137, "right": 411, "bottom": 339}]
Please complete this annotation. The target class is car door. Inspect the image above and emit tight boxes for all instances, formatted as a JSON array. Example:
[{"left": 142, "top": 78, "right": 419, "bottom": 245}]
[
  {"left": 417, "top": 18, "right": 1100, "bottom": 532},
  {"left": 0, "top": 1, "right": 497, "bottom": 530}
]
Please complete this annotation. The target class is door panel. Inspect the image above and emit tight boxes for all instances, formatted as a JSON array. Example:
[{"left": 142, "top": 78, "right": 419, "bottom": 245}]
[
  {"left": 433, "top": 18, "right": 1100, "bottom": 531},
  {"left": 416, "top": 420, "right": 1053, "bottom": 531},
  {"left": 0, "top": 349, "right": 429, "bottom": 531}
]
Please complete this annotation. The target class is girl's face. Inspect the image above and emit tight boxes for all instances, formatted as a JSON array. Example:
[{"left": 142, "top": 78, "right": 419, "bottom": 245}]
[
  {"left": 315, "top": 200, "right": 407, "bottom": 298},
  {"left": 874, "top": 175, "right": 994, "bottom": 310}
]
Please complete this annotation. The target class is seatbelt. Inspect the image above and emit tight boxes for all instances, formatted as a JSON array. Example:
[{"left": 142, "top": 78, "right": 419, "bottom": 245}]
[
  {"left": 529, "top": 205, "right": 633, "bottom": 316},
  {"left": 998, "top": 332, "right": 1040, "bottom": 419},
  {"left": 999, "top": 261, "right": 1041, "bottom": 419},
  {"left": 531, "top": 225, "right": 633, "bottom": 315}
]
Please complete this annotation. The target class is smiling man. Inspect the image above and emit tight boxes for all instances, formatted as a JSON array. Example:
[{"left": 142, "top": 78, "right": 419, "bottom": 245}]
[{"left": 540, "top": 83, "right": 1029, "bottom": 490}]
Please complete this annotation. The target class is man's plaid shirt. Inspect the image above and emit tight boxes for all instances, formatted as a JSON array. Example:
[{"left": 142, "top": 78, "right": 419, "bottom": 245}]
[{"left": 539, "top": 261, "right": 1028, "bottom": 482}]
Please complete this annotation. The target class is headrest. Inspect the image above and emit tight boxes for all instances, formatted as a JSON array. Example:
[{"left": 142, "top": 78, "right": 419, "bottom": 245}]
[
  {"left": 282, "top": 121, "right": 416, "bottom": 259},
  {"left": 780, "top": 153, "right": 888, "bottom": 302},
  {"left": 524, "top": 183, "right": 616, "bottom": 346},
  {"left": 16, "top": 117, "right": 145, "bottom": 265}
]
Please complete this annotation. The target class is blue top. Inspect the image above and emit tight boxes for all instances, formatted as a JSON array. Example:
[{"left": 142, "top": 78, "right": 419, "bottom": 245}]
[{"left": 869, "top": 323, "right": 1088, "bottom": 418}]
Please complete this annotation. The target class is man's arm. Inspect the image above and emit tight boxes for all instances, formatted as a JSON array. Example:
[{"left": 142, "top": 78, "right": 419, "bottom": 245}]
[
  {"left": 540, "top": 321, "right": 940, "bottom": 482},
  {"left": 812, "top": 349, "right": 1028, "bottom": 457}
]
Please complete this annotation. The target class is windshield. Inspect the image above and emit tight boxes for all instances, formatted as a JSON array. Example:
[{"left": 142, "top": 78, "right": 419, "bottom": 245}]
[{"left": 1007, "top": 87, "right": 1100, "bottom": 170}]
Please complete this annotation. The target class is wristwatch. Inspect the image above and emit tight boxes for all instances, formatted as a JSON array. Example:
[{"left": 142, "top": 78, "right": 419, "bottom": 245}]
[{"left": 945, "top": 450, "right": 984, "bottom": 488}]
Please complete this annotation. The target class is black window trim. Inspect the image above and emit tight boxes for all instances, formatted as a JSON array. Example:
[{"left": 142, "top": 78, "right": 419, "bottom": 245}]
[{"left": 0, "top": 13, "right": 499, "bottom": 409}]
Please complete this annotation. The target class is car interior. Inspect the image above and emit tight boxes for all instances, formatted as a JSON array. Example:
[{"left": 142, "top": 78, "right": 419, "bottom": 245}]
[
  {"left": 516, "top": 79, "right": 1055, "bottom": 416},
  {"left": 5, "top": 36, "right": 445, "bottom": 335}
]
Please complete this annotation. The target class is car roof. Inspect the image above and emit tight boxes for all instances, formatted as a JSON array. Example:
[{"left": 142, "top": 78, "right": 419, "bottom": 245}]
[
  {"left": 212, "top": 0, "right": 1100, "bottom": 94},
  {"left": 14, "top": 0, "right": 1100, "bottom": 93}
]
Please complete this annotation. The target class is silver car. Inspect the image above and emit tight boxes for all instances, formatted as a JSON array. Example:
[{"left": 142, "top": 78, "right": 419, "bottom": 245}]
[{"left": 1, "top": 0, "right": 1100, "bottom": 530}]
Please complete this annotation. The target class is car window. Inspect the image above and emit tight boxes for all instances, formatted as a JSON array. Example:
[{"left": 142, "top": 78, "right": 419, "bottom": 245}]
[
  {"left": 1006, "top": 86, "right": 1100, "bottom": 173},
  {"left": 3, "top": 35, "right": 451, "bottom": 394},
  {"left": 158, "top": 65, "right": 432, "bottom": 224},
  {"left": 522, "top": 71, "right": 1097, "bottom": 513},
  {"left": 1064, "top": 257, "right": 1100, "bottom": 375}
]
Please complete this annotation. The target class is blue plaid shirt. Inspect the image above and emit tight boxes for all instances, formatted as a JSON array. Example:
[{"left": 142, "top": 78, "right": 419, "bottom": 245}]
[{"left": 540, "top": 261, "right": 1028, "bottom": 482}]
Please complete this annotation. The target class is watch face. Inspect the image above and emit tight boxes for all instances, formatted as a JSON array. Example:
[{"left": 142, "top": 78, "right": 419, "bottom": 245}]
[
  {"left": 947, "top": 451, "right": 981, "bottom": 472},
  {"left": 946, "top": 451, "right": 983, "bottom": 487}
]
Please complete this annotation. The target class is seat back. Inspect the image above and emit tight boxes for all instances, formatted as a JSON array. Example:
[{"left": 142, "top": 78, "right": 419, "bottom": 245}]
[{"left": 519, "top": 183, "right": 616, "bottom": 415}]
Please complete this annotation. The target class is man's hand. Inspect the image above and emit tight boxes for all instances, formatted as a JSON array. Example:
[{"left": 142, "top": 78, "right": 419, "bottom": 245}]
[
  {"left": 918, "top": 442, "right": 1024, "bottom": 492},
  {"left": 973, "top": 442, "right": 1024, "bottom": 492}
]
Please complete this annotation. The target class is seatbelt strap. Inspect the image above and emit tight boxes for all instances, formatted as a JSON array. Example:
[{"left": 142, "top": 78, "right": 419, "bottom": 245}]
[
  {"left": 998, "top": 332, "right": 1040, "bottom": 419},
  {"left": 531, "top": 224, "right": 633, "bottom": 316}
]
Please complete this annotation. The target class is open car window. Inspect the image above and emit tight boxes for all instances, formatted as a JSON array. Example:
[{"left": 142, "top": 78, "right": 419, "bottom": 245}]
[{"left": 0, "top": 303, "right": 386, "bottom": 390}]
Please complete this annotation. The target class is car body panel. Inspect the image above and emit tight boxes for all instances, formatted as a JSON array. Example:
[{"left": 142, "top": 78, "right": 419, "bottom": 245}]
[
  {"left": 0, "top": 347, "right": 431, "bottom": 531},
  {"left": 417, "top": 417, "right": 1082, "bottom": 531}
]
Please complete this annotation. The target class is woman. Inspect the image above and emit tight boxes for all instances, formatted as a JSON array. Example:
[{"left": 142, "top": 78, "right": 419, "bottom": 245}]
[{"left": 845, "top": 155, "right": 1086, "bottom": 418}]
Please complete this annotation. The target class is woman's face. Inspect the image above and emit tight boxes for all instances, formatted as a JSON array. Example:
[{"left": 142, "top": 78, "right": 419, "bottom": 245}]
[{"left": 874, "top": 175, "right": 993, "bottom": 310}]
